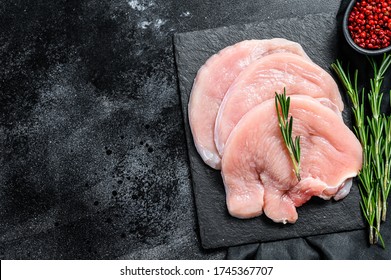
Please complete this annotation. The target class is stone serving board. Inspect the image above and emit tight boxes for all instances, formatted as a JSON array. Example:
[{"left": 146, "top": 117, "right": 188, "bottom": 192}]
[{"left": 174, "top": 13, "right": 365, "bottom": 249}]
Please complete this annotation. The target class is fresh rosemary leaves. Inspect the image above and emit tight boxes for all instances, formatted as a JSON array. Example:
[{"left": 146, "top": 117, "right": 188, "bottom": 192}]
[
  {"left": 275, "top": 90, "right": 301, "bottom": 181},
  {"left": 331, "top": 54, "right": 391, "bottom": 248}
]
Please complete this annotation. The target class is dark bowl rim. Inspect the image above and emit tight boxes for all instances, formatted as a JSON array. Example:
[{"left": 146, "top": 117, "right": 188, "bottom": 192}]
[{"left": 342, "top": 0, "right": 391, "bottom": 56}]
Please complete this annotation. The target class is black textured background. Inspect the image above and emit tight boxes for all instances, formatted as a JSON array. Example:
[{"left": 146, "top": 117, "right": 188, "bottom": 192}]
[{"left": 2, "top": 0, "right": 377, "bottom": 260}]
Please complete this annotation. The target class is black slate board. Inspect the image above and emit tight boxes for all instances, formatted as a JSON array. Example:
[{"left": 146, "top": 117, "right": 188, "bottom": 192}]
[{"left": 174, "top": 13, "right": 365, "bottom": 249}]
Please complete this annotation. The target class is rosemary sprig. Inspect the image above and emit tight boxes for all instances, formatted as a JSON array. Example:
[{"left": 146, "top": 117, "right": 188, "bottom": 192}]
[
  {"left": 275, "top": 90, "right": 301, "bottom": 181},
  {"left": 331, "top": 54, "right": 391, "bottom": 248},
  {"left": 383, "top": 114, "right": 391, "bottom": 221}
]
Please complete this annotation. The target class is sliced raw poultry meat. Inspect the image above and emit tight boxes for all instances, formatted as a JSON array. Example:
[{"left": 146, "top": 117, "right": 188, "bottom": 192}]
[
  {"left": 221, "top": 95, "right": 362, "bottom": 223},
  {"left": 215, "top": 52, "right": 344, "bottom": 156},
  {"left": 188, "top": 38, "right": 311, "bottom": 169}
]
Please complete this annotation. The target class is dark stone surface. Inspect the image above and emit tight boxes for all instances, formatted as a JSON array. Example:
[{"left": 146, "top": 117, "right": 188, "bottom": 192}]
[
  {"left": 175, "top": 13, "right": 364, "bottom": 249},
  {"left": 0, "top": 0, "right": 344, "bottom": 259}
]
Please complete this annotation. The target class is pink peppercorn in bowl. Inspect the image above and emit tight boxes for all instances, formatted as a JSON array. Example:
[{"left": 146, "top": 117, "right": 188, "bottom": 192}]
[{"left": 343, "top": 0, "right": 391, "bottom": 55}]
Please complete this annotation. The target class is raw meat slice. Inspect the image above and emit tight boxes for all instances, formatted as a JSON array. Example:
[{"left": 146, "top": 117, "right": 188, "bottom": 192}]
[
  {"left": 215, "top": 52, "right": 344, "bottom": 156},
  {"left": 221, "top": 95, "right": 362, "bottom": 223},
  {"left": 189, "top": 38, "right": 311, "bottom": 169}
]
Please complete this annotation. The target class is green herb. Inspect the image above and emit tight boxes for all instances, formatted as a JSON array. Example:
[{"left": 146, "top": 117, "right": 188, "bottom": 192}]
[
  {"left": 331, "top": 54, "right": 391, "bottom": 247},
  {"left": 275, "top": 89, "right": 301, "bottom": 182}
]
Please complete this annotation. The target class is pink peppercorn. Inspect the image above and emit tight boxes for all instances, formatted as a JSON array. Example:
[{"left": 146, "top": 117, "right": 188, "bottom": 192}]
[{"left": 348, "top": 0, "right": 391, "bottom": 49}]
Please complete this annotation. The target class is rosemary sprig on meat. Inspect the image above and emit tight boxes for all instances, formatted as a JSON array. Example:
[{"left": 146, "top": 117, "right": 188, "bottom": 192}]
[
  {"left": 331, "top": 54, "right": 391, "bottom": 247},
  {"left": 275, "top": 90, "right": 301, "bottom": 182}
]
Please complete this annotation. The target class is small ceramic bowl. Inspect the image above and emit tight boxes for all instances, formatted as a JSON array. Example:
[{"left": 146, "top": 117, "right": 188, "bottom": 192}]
[{"left": 343, "top": 0, "right": 391, "bottom": 55}]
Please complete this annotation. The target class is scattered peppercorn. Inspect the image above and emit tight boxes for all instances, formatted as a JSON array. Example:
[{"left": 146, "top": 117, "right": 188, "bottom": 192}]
[{"left": 348, "top": 0, "right": 391, "bottom": 49}]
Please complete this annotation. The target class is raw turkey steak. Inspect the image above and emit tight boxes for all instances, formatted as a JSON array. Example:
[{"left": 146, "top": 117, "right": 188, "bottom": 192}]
[
  {"left": 221, "top": 95, "right": 362, "bottom": 223},
  {"left": 214, "top": 52, "right": 343, "bottom": 155},
  {"left": 189, "top": 38, "right": 310, "bottom": 169}
]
